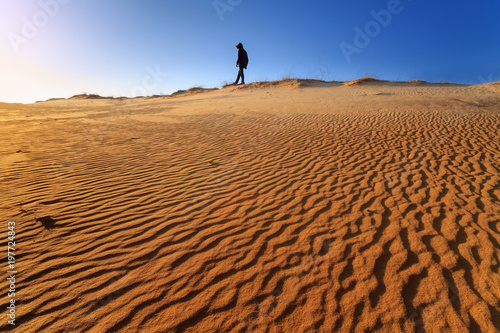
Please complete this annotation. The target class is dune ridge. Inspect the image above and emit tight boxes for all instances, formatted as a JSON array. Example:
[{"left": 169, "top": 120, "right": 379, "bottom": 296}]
[
  {"left": 34, "top": 78, "right": 478, "bottom": 104},
  {"left": 1, "top": 80, "right": 500, "bottom": 332}
]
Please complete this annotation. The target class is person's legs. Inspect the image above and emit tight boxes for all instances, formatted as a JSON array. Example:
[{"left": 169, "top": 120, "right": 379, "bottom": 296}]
[
  {"left": 235, "top": 67, "right": 245, "bottom": 84},
  {"left": 235, "top": 67, "right": 241, "bottom": 84}
]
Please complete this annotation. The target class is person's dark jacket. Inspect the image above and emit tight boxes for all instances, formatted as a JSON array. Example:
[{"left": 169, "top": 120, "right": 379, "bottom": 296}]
[{"left": 236, "top": 44, "right": 249, "bottom": 69}]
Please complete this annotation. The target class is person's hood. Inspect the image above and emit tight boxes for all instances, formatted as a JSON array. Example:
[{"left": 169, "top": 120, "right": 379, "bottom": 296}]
[{"left": 236, "top": 43, "right": 243, "bottom": 49}]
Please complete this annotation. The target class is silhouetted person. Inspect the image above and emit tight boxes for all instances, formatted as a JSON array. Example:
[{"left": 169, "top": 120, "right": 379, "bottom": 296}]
[{"left": 235, "top": 43, "right": 248, "bottom": 85}]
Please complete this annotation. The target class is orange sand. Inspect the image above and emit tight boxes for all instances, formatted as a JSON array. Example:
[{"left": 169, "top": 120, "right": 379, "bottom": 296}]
[{"left": 1, "top": 80, "right": 500, "bottom": 332}]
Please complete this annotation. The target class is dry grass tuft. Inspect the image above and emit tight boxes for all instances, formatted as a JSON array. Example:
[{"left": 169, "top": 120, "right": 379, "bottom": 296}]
[
  {"left": 344, "top": 77, "right": 380, "bottom": 86},
  {"left": 238, "top": 79, "right": 306, "bottom": 90},
  {"left": 69, "top": 94, "right": 107, "bottom": 100}
]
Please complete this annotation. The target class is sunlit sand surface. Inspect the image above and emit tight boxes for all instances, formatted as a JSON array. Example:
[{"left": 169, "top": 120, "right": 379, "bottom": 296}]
[{"left": 2, "top": 79, "right": 500, "bottom": 332}]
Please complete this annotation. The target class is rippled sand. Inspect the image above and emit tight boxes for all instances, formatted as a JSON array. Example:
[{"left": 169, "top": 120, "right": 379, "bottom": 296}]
[{"left": 2, "top": 80, "right": 500, "bottom": 332}]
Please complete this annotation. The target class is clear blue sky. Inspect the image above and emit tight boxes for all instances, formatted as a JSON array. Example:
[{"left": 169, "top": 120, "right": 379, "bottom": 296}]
[{"left": 1, "top": 0, "right": 499, "bottom": 103}]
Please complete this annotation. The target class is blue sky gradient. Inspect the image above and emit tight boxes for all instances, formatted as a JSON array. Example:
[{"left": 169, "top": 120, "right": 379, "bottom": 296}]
[{"left": 1, "top": 0, "right": 499, "bottom": 103}]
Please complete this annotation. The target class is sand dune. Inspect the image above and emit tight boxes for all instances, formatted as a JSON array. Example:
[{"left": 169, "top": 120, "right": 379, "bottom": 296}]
[{"left": 1, "top": 80, "right": 500, "bottom": 332}]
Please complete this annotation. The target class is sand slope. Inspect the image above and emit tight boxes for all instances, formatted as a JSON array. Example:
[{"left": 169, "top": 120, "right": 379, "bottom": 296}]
[{"left": 1, "top": 80, "right": 500, "bottom": 332}]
